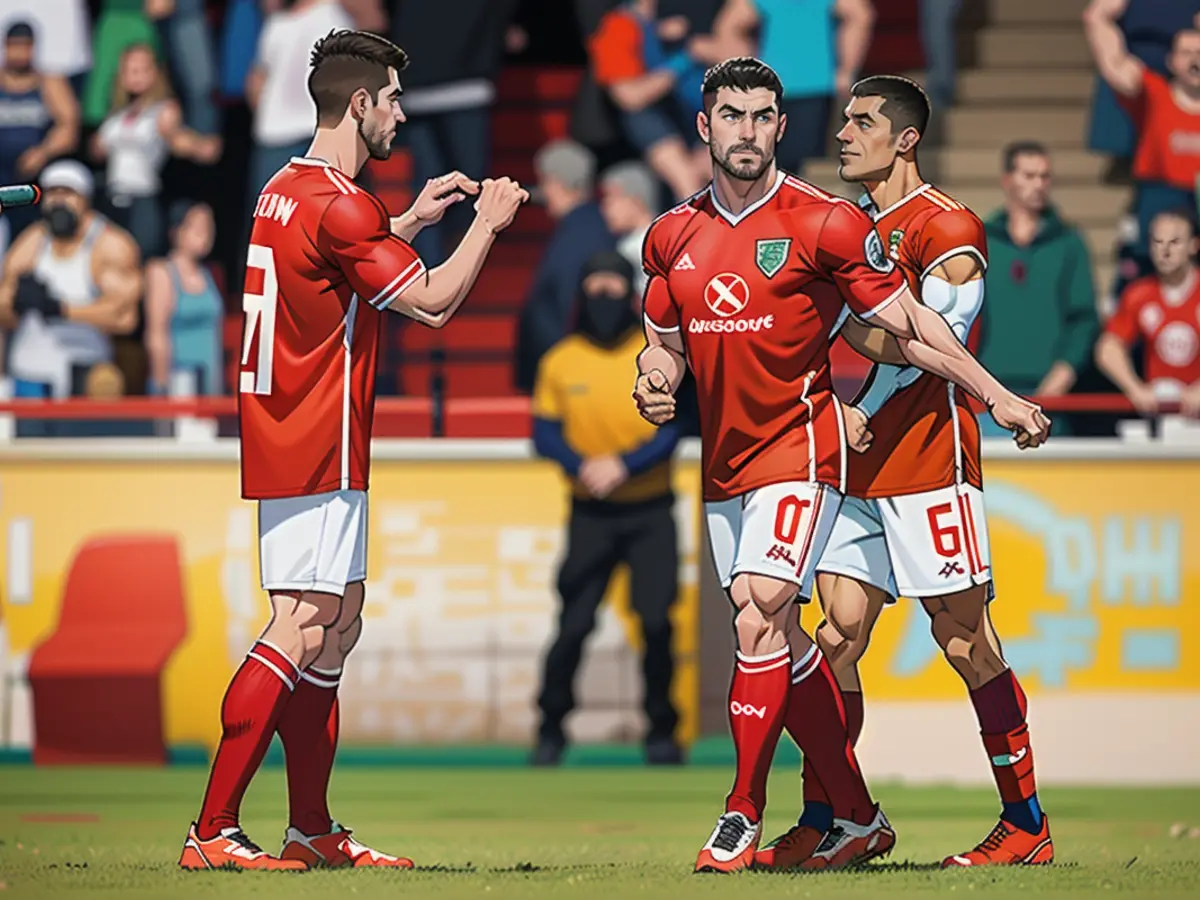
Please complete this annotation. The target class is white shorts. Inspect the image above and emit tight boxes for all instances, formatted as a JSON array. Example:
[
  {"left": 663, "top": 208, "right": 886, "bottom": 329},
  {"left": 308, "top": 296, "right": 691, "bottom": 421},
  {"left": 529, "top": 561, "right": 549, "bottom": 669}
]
[
  {"left": 706, "top": 481, "right": 842, "bottom": 598},
  {"left": 818, "top": 483, "right": 992, "bottom": 600},
  {"left": 258, "top": 489, "right": 368, "bottom": 596}
]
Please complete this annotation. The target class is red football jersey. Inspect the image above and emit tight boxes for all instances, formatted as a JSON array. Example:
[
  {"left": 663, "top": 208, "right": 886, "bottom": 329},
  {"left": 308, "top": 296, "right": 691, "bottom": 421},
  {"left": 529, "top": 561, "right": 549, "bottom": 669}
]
[
  {"left": 847, "top": 185, "right": 987, "bottom": 498},
  {"left": 1119, "top": 69, "right": 1200, "bottom": 192},
  {"left": 642, "top": 172, "right": 908, "bottom": 502},
  {"left": 1105, "top": 269, "right": 1200, "bottom": 392},
  {"left": 238, "top": 157, "right": 426, "bottom": 500}
]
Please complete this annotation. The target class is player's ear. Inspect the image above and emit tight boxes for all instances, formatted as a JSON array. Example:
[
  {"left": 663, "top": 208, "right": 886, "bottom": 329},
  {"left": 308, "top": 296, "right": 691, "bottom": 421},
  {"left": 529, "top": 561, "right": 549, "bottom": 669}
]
[
  {"left": 695, "top": 109, "right": 710, "bottom": 145},
  {"left": 349, "top": 87, "right": 372, "bottom": 121},
  {"left": 776, "top": 110, "right": 787, "bottom": 143},
  {"left": 896, "top": 126, "right": 920, "bottom": 155}
]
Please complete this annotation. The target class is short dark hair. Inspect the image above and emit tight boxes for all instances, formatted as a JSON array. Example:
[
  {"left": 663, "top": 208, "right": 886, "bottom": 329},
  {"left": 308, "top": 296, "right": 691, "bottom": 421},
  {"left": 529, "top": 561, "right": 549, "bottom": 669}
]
[
  {"left": 1151, "top": 207, "right": 1198, "bottom": 235},
  {"left": 1002, "top": 140, "right": 1049, "bottom": 172},
  {"left": 850, "top": 75, "right": 930, "bottom": 137},
  {"left": 701, "top": 57, "right": 783, "bottom": 113},
  {"left": 5, "top": 21, "right": 34, "bottom": 41},
  {"left": 308, "top": 29, "right": 409, "bottom": 126}
]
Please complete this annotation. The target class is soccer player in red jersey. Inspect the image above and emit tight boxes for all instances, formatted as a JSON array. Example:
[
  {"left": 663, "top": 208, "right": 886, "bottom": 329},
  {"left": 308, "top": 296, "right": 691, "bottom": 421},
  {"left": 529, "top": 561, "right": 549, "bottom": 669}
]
[
  {"left": 1097, "top": 208, "right": 1200, "bottom": 416},
  {"left": 178, "top": 30, "right": 527, "bottom": 871},
  {"left": 633, "top": 59, "right": 1049, "bottom": 874},
  {"left": 759, "top": 75, "right": 1054, "bottom": 870}
]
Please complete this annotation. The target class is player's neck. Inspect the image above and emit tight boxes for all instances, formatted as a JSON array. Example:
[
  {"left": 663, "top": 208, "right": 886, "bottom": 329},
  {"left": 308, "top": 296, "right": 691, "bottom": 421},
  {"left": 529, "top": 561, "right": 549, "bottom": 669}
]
[
  {"left": 1160, "top": 263, "right": 1197, "bottom": 292},
  {"left": 305, "top": 127, "right": 367, "bottom": 180},
  {"left": 710, "top": 163, "right": 780, "bottom": 216},
  {"left": 863, "top": 160, "right": 924, "bottom": 213}
]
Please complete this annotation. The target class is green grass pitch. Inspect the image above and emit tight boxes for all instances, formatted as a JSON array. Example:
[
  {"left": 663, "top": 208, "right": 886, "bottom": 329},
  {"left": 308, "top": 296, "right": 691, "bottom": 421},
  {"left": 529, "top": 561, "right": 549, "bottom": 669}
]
[{"left": 0, "top": 766, "right": 1197, "bottom": 899}]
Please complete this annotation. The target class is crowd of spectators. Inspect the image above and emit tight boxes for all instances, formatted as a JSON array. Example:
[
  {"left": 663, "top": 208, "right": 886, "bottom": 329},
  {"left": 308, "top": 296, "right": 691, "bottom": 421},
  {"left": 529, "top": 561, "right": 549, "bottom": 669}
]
[{"left": 0, "top": 0, "right": 1196, "bottom": 440}]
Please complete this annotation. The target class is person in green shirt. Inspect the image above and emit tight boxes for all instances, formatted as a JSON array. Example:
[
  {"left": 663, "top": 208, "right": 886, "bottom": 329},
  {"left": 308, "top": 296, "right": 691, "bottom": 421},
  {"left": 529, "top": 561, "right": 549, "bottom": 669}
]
[{"left": 977, "top": 141, "right": 1100, "bottom": 436}]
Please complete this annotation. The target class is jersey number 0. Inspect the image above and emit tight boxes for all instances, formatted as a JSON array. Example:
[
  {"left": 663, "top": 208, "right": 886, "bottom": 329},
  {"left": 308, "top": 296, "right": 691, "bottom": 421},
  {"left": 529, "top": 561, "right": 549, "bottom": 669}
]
[{"left": 240, "top": 243, "right": 278, "bottom": 395}]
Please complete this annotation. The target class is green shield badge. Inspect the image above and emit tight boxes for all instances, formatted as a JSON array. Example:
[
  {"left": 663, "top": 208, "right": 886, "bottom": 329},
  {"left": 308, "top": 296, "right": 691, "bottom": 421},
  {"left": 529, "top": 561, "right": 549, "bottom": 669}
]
[
  {"left": 755, "top": 238, "right": 791, "bottom": 279},
  {"left": 888, "top": 229, "right": 904, "bottom": 260}
]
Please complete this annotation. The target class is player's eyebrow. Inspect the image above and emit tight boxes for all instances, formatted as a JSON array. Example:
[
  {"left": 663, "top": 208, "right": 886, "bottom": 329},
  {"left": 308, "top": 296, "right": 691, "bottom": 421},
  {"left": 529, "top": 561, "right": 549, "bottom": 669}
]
[
  {"left": 751, "top": 106, "right": 777, "bottom": 118},
  {"left": 851, "top": 112, "right": 876, "bottom": 126},
  {"left": 717, "top": 103, "right": 749, "bottom": 117}
]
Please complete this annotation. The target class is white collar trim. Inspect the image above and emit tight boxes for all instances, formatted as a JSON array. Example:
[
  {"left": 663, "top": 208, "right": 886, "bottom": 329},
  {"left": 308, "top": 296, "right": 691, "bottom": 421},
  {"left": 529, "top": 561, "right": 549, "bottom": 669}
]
[
  {"left": 290, "top": 156, "right": 329, "bottom": 167},
  {"left": 871, "top": 183, "right": 932, "bottom": 221},
  {"left": 708, "top": 170, "right": 786, "bottom": 226}
]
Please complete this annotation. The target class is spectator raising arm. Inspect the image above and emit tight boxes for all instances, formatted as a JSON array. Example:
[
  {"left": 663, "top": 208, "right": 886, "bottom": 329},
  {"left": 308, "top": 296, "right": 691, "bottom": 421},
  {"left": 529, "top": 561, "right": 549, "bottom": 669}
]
[
  {"left": 834, "top": 0, "right": 876, "bottom": 96},
  {"left": 1083, "top": 0, "right": 1143, "bottom": 97},
  {"left": 708, "top": 0, "right": 759, "bottom": 61}
]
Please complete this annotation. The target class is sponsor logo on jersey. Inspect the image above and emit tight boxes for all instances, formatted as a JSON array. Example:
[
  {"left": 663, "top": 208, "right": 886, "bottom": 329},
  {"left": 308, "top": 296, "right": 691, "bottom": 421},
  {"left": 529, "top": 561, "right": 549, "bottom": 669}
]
[
  {"left": 704, "top": 272, "right": 750, "bottom": 317},
  {"left": 888, "top": 229, "right": 904, "bottom": 260},
  {"left": 674, "top": 253, "right": 696, "bottom": 271},
  {"left": 755, "top": 238, "right": 791, "bottom": 279},
  {"left": 689, "top": 315, "right": 775, "bottom": 334},
  {"left": 729, "top": 701, "right": 766, "bottom": 719},
  {"left": 765, "top": 543, "right": 796, "bottom": 566},
  {"left": 1155, "top": 321, "right": 1198, "bottom": 367},
  {"left": 864, "top": 230, "right": 893, "bottom": 273}
]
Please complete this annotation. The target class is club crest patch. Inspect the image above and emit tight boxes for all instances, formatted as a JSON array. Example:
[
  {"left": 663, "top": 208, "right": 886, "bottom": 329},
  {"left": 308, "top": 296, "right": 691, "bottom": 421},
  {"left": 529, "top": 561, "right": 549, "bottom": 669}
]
[
  {"left": 864, "top": 230, "right": 893, "bottom": 273},
  {"left": 888, "top": 229, "right": 905, "bottom": 260},
  {"left": 755, "top": 238, "right": 791, "bottom": 279}
]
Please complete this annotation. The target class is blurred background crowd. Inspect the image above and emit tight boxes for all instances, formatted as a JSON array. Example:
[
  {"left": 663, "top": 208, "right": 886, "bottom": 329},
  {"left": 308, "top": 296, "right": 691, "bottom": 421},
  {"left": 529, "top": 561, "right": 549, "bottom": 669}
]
[{"left": 0, "top": 0, "right": 1197, "bottom": 438}]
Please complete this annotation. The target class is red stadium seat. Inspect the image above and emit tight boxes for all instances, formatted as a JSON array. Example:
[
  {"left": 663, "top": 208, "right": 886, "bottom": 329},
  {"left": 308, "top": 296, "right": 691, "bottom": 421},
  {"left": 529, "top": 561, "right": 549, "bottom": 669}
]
[
  {"left": 29, "top": 536, "right": 188, "bottom": 765},
  {"left": 400, "top": 314, "right": 516, "bottom": 353},
  {"left": 497, "top": 67, "right": 584, "bottom": 104},
  {"left": 401, "top": 360, "right": 516, "bottom": 398},
  {"left": 469, "top": 264, "right": 534, "bottom": 308},
  {"left": 491, "top": 110, "right": 571, "bottom": 152}
]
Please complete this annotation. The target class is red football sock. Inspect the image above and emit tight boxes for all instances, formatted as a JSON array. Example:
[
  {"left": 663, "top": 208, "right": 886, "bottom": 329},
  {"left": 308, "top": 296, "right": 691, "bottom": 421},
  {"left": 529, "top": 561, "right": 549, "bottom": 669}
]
[
  {"left": 725, "top": 647, "right": 791, "bottom": 822},
  {"left": 785, "top": 648, "right": 874, "bottom": 825},
  {"left": 798, "top": 688, "right": 863, "bottom": 809},
  {"left": 196, "top": 640, "right": 300, "bottom": 840},
  {"left": 279, "top": 665, "right": 342, "bottom": 836},
  {"left": 970, "top": 669, "right": 1038, "bottom": 803}
]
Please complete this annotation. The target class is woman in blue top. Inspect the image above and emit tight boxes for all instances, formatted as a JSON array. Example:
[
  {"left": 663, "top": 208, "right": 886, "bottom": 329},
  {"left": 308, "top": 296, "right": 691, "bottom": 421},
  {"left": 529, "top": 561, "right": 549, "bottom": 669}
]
[
  {"left": 143, "top": 199, "right": 225, "bottom": 395},
  {"left": 713, "top": 0, "right": 875, "bottom": 173}
]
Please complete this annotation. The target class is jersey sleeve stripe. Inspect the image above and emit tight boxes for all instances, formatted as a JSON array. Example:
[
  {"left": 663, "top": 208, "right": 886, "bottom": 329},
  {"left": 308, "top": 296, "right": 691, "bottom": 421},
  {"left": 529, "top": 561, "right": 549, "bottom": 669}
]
[
  {"left": 919, "top": 245, "right": 988, "bottom": 282},
  {"left": 370, "top": 258, "right": 427, "bottom": 309},
  {"left": 328, "top": 169, "right": 359, "bottom": 195},
  {"left": 322, "top": 167, "right": 353, "bottom": 195},
  {"left": 643, "top": 313, "right": 680, "bottom": 334},
  {"left": 856, "top": 282, "right": 907, "bottom": 321},
  {"left": 925, "top": 187, "right": 963, "bottom": 210}
]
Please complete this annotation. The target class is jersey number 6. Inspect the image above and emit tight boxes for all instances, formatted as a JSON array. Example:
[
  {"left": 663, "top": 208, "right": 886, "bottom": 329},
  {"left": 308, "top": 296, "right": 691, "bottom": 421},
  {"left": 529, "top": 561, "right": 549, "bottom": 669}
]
[{"left": 240, "top": 243, "right": 278, "bottom": 395}]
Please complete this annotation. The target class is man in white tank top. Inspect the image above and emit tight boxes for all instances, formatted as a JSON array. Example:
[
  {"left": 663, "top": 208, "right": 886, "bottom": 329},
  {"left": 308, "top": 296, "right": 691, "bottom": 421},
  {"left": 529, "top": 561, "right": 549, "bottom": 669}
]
[{"left": 0, "top": 160, "right": 141, "bottom": 399}]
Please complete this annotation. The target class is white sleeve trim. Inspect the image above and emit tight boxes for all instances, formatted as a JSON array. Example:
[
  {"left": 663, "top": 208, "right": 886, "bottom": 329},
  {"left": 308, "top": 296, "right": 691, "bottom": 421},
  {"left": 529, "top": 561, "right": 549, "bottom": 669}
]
[
  {"left": 919, "top": 245, "right": 987, "bottom": 282},
  {"left": 370, "top": 258, "right": 426, "bottom": 310},
  {"left": 643, "top": 313, "right": 680, "bottom": 334},
  {"left": 855, "top": 282, "right": 907, "bottom": 321}
]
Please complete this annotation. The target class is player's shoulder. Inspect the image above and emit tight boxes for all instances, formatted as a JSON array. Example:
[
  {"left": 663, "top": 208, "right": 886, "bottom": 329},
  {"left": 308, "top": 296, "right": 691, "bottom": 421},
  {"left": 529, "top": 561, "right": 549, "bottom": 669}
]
[
  {"left": 777, "top": 174, "right": 861, "bottom": 219},
  {"left": 647, "top": 194, "right": 704, "bottom": 241},
  {"left": 1119, "top": 274, "right": 1161, "bottom": 307},
  {"left": 909, "top": 189, "right": 986, "bottom": 269}
]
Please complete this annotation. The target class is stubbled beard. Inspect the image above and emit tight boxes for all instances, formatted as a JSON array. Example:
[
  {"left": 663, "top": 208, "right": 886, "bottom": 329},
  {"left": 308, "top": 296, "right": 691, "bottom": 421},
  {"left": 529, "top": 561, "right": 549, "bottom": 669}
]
[
  {"left": 358, "top": 118, "right": 392, "bottom": 161},
  {"left": 712, "top": 140, "right": 772, "bottom": 182}
]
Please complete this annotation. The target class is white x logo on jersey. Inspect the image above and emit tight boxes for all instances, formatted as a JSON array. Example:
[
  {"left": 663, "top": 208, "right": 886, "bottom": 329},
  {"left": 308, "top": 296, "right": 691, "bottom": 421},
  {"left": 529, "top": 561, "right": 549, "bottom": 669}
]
[{"left": 704, "top": 272, "right": 750, "bottom": 318}]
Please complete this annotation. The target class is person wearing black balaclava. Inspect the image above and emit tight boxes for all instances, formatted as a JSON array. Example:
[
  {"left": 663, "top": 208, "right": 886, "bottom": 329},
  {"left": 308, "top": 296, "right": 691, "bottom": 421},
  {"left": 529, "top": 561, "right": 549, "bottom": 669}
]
[
  {"left": 530, "top": 250, "right": 683, "bottom": 768},
  {"left": 0, "top": 159, "right": 141, "bottom": 434}
]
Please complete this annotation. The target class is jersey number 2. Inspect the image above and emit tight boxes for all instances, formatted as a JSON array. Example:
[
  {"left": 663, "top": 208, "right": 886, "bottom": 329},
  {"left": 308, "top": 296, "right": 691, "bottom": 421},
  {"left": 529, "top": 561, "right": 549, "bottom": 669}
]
[{"left": 240, "top": 243, "right": 278, "bottom": 395}]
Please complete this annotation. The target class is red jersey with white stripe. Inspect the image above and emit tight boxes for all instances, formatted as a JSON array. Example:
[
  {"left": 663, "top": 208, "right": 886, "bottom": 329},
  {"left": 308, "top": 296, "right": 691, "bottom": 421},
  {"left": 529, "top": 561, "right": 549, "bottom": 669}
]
[
  {"left": 238, "top": 158, "right": 426, "bottom": 500},
  {"left": 848, "top": 184, "right": 987, "bottom": 498},
  {"left": 1105, "top": 268, "right": 1200, "bottom": 393},
  {"left": 642, "top": 172, "right": 908, "bottom": 502}
]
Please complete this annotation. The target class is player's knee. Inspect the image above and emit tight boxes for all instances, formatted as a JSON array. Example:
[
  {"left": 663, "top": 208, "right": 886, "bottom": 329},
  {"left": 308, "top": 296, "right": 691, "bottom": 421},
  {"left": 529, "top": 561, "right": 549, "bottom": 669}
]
[
  {"left": 930, "top": 609, "right": 974, "bottom": 669},
  {"left": 338, "top": 615, "right": 363, "bottom": 656},
  {"left": 335, "top": 582, "right": 364, "bottom": 634},
  {"left": 740, "top": 573, "right": 798, "bottom": 618},
  {"left": 816, "top": 617, "right": 863, "bottom": 668}
]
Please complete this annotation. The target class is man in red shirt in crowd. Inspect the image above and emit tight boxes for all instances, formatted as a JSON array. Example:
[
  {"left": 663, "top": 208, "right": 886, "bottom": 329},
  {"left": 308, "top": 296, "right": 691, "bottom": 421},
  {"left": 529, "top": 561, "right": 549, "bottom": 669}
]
[
  {"left": 1096, "top": 208, "right": 1200, "bottom": 416},
  {"left": 178, "top": 29, "right": 527, "bottom": 871},
  {"left": 633, "top": 57, "right": 1049, "bottom": 873},
  {"left": 1085, "top": 4, "right": 1200, "bottom": 279}
]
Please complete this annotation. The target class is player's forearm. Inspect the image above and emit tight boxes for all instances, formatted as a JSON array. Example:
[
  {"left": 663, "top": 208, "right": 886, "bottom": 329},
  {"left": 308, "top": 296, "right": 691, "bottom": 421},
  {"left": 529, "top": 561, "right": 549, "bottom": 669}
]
[
  {"left": 389, "top": 211, "right": 422, "bottom": 243},
  {"left": 893, "top": 303, "right": 1005, "bottom": 406},
  {"left": 401, "top": 218, "right": 496, "bottom": 326},
  {"left": 1094, "top": 334, "right": 1146, "bottom": 395},
  {"left": 637, "top": 343, "right": 686, "bottom": 393}
]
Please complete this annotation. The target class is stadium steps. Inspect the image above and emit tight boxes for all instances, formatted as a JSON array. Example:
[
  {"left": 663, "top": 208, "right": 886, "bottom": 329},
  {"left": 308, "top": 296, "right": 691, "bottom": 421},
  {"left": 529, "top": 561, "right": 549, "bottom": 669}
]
[{"left": 807, "top": 0, "right": 1124, "bottom": 308}]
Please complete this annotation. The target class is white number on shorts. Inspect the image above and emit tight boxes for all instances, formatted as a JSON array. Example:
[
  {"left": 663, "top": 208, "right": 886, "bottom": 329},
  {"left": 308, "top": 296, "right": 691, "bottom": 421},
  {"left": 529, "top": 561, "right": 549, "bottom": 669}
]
[
  {"left": 240, "top": 242, "right": 278, "bottom": 395},
  {"left": 925, "top": 502, "right": 963, "bottom": 558},
  {"left": 773, "top": 495, "right": 812, "bottom": 545}
]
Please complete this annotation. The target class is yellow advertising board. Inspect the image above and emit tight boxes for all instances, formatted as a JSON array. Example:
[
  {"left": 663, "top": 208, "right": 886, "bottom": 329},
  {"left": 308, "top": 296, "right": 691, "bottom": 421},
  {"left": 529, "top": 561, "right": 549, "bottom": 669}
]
[
  {"left": 0, "top": 444, "right": 701, "bottom": 753},
  {"left": 0, "top": 442, "right": 1196, "bottom": 758},
  {"left": 812, "top": 457, "right": 1200, "bottom": 698}
]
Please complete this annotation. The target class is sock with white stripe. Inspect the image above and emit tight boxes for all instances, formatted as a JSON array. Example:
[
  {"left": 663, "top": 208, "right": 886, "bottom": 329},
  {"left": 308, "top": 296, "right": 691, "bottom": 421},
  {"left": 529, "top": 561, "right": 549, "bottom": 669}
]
[
  {"left": 783, "top": 646, "right": 875, "bottom": 826},
  {"left": 725, "top": 647, "right": 791, "bottom": 822},
  {"left": 279, "top": 665, "right": 343, "bottom": 836},
  {"left": 196, "top": 640, "right": 301, "bottom": 840}
]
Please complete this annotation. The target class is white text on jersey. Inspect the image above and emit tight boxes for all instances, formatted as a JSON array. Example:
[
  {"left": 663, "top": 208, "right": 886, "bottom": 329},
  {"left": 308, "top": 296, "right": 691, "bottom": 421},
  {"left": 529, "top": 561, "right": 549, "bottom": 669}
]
[
  {"left": 254, "top": 192, "right": 298, "bottom": 228},
  {"left": 689, "top": 314, "right": 775, "bottom": 334}
]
